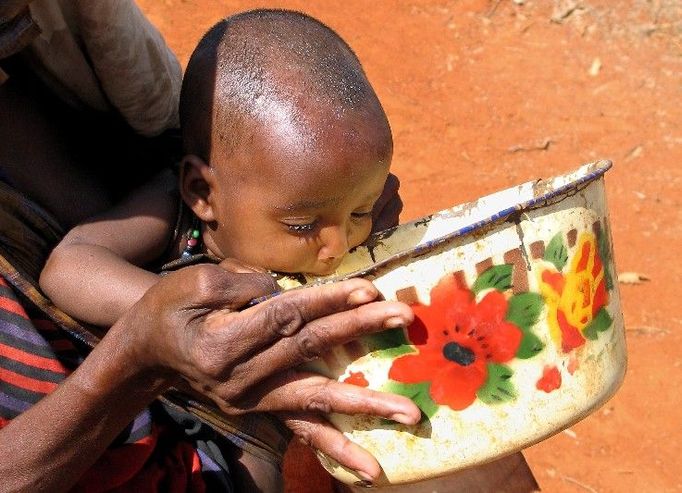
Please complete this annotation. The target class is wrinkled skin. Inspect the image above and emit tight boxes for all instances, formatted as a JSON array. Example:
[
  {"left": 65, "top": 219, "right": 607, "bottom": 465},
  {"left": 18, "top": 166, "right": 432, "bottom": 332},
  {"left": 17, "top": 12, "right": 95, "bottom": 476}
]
[
  {"left": 122, "top": 265, "right": 421, "bottom": 479},
  {"left": 0, "top": 265, "right": 420, "bottom": 492}
]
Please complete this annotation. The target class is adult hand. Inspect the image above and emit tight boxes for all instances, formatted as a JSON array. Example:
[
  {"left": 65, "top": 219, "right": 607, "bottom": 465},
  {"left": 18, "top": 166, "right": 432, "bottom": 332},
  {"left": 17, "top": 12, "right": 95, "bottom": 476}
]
[
  {"left": 123, "top": 264, "right": 420, "bottom": 480},
  {"left": 371, "top": 172, "right": 403, "bottom": 233}
]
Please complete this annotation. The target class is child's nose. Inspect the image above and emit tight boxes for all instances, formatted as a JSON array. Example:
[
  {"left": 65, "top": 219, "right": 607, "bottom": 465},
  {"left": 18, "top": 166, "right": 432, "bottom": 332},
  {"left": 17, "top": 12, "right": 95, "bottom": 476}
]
[{"left": 318, "top": 225, "right": 350, "bottom": 261}]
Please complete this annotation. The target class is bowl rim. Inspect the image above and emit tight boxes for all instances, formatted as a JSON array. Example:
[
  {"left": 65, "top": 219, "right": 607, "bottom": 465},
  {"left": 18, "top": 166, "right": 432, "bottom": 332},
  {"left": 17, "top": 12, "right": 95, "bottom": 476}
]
[{"left": 250, "top": 159, "right": 612, "bottom": 304}]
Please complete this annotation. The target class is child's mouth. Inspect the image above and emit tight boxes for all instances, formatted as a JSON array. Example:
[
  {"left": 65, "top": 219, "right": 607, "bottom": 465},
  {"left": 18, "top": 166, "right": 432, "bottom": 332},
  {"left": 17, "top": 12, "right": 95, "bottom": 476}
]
[{"left": 310, "top": 258, "right": 344, "bottom": 277}]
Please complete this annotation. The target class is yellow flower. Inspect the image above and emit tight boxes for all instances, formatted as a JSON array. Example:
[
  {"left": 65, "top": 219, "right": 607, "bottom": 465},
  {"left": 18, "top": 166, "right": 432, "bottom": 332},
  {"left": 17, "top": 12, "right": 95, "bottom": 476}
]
[{"left": 540, "top": 233, "right": 608, "bottom": 353}]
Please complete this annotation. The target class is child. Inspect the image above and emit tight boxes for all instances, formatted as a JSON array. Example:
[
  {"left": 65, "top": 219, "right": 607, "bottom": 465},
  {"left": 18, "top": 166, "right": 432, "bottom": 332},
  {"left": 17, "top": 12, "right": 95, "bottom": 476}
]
[
  {"left": 40, "top": 9, "right": 395, "bottom": 328},
  {"left": 39, "top": 9, "right": 396, "bottom": 491}
]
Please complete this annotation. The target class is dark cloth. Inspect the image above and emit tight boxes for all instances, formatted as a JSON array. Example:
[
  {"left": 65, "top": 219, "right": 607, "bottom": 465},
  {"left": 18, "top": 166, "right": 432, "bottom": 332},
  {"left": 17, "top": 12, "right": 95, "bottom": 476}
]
[{"left": 0, "top": 7, "right": 39, "bottom": 61}]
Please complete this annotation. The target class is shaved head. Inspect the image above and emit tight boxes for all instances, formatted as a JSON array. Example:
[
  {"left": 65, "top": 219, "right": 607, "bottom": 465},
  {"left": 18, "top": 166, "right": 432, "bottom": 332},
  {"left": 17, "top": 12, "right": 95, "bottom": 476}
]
[
  {"left": 179, "top": 9, "right": 391, "bottom": 164},
  {"left": 177, "top": 10, "right": 394, "bottom": 275}
]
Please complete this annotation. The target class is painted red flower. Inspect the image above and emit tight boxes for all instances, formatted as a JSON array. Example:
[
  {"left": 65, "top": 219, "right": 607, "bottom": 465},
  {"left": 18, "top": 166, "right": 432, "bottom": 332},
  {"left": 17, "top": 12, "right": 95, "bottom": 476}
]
[
  {"left": 388, "top": 274, "right": 523, "bottom": 411},
  {"left": 342, "top": 371, "right": 369, "bottom": 387},
  {"left": 536, "top": 365, "right": 562, "bottom": 393}
]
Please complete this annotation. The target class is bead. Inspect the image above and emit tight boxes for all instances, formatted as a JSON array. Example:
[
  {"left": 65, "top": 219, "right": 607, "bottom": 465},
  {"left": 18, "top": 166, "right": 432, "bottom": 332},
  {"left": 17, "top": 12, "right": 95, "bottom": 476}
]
[
  {"left": 187, "top": 238, "right": 198, "bottom": 247},
  {"left": 192, "top": 229, "right": 200, "bottom": 239}
]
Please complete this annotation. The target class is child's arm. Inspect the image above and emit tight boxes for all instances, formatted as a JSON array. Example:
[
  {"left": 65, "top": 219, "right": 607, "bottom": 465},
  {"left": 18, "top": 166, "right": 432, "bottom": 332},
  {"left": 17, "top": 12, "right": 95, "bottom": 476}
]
[{"left": 40, "top": 170, "right": 178, "bottom": 327}]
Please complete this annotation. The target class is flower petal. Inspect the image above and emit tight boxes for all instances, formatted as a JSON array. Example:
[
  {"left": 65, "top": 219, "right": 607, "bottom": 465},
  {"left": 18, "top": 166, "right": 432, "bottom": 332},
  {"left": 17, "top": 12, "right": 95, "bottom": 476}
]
[
  {"left": 442, "top": 291, "right": 476, "bottom": 335},
  {"left": 405, "top": 312, "right": 430, "bottom": 346},
  {"left": 575, "top": 239, "right": 592, "bottom": 274},
  {"left": 429, "top": 361, "right": 487, "bottom": 410},
  {"left": 541, "top": 270, "right": 565, "bottom": 294},
  {"left": 408, "top": 276, "right": 474, "bottom": 348},
  {"left": 485, "top": 321, "right": 523, "bottom": 363},
  {"left": 475, "top": 290, "right": 508, "bottom": 324},
  {"left": 343, "top": 371, "right": 369, "bottom": 387},
  {"left": 558, "top": 309, "right": 585, "bottom": 352},
  {"left": 429, "top": 273, "right": 468, "bottom": 307},
  {"left": 388, "top": 351, "right": 444, "bottom": 384},
  {"left": 592, "top": 277, "right": 608, "bottom": 317},
  {"left": 592, "top": 242, "right": 604, "bottom": 279}
]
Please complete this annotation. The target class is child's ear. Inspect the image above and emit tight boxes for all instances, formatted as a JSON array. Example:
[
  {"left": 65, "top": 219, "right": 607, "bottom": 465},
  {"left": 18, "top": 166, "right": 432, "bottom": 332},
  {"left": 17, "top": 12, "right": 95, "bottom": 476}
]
[{"left": 179, "top": 155, "right": 217, "bottom": 223}]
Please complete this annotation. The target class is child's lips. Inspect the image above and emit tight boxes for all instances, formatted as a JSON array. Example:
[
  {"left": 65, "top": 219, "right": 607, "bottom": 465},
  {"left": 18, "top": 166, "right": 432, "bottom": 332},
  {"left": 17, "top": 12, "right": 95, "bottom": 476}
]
[{"left": 313, "top": 259, "right": 343, "bottom": 276}]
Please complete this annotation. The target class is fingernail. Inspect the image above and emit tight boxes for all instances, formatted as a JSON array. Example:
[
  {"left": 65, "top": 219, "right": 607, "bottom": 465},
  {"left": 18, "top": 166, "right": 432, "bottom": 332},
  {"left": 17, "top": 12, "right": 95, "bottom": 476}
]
[
  {"left": 390, "top": 411, "right": 419, "bottom": 425},
  {"left": 347, "top": 288, "right": 375, "bottom": 305},
  {"left": 383, "top": 316, "right": 405, "bottom": 329},
  {"left": 355, "top": 475, "right": 375, "bottom": 486}
]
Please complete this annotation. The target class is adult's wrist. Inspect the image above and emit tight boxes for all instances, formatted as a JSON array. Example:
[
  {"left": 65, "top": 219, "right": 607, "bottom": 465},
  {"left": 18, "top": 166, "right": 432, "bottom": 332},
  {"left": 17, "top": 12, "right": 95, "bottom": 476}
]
[
  {"left": 74, "top": 316, "right": 179, "bottom": 406},
  {"left": 0, "top": 311, "right": 179, "bottom": 493}
]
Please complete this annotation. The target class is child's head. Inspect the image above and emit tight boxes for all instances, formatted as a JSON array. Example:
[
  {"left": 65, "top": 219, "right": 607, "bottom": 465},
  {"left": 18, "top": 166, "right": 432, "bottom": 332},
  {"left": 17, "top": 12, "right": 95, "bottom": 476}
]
[{"left": 179, "top": 10, "right": 392, "bottom": 275}]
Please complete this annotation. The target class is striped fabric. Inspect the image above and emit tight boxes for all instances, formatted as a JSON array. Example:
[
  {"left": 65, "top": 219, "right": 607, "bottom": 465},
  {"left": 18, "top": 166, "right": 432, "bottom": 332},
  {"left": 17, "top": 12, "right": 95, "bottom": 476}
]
[
  {"left": 0, "top": 175, "right": 234, "bottom": 491},
  {"left": 0, "top": 276, "right": 77, "bottom": 423},
  {"left": 0, "top": 275, "right": 216, "bottom": 491},
  {"left": 0, "top": 273, "right": 237, "bottom": 491}
]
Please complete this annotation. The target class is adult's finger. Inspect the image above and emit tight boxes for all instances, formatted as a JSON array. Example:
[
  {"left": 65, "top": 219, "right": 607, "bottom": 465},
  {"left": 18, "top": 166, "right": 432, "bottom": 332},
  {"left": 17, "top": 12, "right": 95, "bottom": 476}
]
[
  {"left": 127, "top": 265, "right": 280, "bottom": 375},
  {"left": 168, "top": 264, "right": 279, "bottom": 312},
  {"left": 243, "top": 299, "right": 412, "bottom": 373},
  {"left": 160, "top": 278, "right": 389, "bottom": 398},
  {"left": 219, "top": 278, "right": 383, "bottom": 352},
  {"left": 220, "top": 370, "right": 420, "bottom": 425},
  {"left": 278, "top": 411, "right": 381, "bottom": 482}
]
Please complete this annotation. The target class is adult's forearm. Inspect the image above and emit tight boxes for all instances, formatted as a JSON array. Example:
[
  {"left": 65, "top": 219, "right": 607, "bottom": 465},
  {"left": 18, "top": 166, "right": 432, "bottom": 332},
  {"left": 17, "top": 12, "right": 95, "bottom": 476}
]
[{"left": 0, "top": 323, "right": 172, "bottom": 492}]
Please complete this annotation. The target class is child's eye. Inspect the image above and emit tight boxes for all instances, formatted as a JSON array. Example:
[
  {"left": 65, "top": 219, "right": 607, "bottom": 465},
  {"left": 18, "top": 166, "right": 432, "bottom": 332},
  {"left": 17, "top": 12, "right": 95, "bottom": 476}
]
[
  {"left": 351, "top": 211, "right": 372, "bottom": 219},
  {"left": 286, "top": 222, "right": 317, "bottom": 233}
]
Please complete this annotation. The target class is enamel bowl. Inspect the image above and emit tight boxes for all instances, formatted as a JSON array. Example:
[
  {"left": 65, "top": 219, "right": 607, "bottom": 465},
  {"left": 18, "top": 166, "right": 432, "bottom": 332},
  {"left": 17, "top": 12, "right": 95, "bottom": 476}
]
[{"left": 279, "top": 160, "right": 626, "bottom": 487}]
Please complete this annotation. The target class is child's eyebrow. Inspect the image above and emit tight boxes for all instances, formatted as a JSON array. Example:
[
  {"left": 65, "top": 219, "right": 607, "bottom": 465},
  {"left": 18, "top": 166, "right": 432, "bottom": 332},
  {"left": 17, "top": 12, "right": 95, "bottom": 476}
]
[{"left": 275, "top": 197, "right": 339, "bottom": 212}]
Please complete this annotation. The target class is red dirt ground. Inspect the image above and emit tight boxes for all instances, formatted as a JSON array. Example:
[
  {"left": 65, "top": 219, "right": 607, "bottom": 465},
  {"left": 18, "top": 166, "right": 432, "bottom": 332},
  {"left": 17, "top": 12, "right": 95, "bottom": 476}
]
[{"left": 137, "top": 1, "right": 682, "bottom": 491}]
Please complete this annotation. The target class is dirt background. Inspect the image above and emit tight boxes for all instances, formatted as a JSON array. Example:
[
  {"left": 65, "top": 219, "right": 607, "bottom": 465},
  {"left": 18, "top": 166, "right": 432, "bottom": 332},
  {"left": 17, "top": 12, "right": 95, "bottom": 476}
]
[{"left": 137, "top": 1, "right": 682, "bottom": 491}]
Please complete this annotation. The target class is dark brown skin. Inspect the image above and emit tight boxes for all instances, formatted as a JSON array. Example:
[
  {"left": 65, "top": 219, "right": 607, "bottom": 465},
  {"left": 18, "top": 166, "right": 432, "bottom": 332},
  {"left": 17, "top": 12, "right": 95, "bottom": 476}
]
[
  {"left": 0, "top": 268, "right": 420, "bottom": 491},
  {"left": 0, "top": 69, "right": 113, "bottom": 229},
  {"left": 371, "top": 172, "right": 402, "bottom": 233},
  {"left": 184, "top": 106, "right": 393, "bottom": 276}
]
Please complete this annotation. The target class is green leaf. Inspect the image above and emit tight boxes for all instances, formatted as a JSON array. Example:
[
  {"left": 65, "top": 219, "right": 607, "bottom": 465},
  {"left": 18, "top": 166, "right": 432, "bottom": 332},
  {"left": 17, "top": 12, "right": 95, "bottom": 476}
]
[
  {"left": 472, "top": 264, "right": 513, "bottom": 295},
  {"left": 597, "top": 225, "right": 614, "bottom": 290},
  {"left": 544, "top": 233, "right": 568, "bottom": 271},
  {"left": 367, "top": 328, "right": 415, "bottom": 359},
  {"left": 372, "top": 345, "right": 415, "bottom": 359},
  {"left": 583, "top": 307, "right": 614, "bottom": 340},
  {"left": 505, "top": 293, "right": 545, "bottom": 358},
  {"left": 384, "top": 381, "right": 439, "bottom": 418},
  {"left": 476, "top": 363, "right": 516, "bottom": 404},
  {"left": 516, "top": 331, "right": 545, "bottom": 359},
  {"left": 506, "top": 293, "right": 544, "bottom": 330}
]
